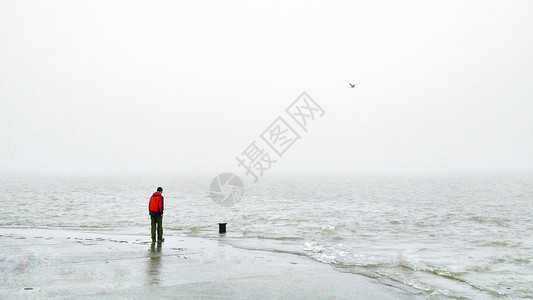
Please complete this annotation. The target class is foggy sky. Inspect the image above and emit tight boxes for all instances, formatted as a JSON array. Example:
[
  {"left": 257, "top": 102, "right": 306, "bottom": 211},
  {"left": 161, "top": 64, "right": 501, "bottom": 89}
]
[{"left": 1, "top": 0, "right": 532, "bottom": 176}]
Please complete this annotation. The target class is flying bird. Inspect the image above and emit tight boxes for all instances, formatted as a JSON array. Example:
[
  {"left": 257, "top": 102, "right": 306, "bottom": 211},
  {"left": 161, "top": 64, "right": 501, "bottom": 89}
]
[{"left": 349, "top": 83, "right": 358, "bottom": 88}]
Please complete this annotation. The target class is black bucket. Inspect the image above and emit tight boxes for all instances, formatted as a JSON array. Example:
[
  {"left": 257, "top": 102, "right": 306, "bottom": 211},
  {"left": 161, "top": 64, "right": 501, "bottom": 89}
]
[{"left": 218, "top": 223, "right": 227, "bottom": 233}]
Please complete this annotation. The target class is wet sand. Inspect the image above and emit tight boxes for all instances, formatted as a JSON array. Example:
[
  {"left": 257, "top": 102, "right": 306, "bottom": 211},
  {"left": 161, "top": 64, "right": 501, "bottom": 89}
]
[{"left": 0, "top": 228, "right": 423, "bottom": 299}]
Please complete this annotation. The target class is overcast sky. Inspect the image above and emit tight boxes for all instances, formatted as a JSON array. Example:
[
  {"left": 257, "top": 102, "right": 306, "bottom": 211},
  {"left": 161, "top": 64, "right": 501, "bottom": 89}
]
[{"left": 1, "top": 0, "right": 532, "bottom": 176}]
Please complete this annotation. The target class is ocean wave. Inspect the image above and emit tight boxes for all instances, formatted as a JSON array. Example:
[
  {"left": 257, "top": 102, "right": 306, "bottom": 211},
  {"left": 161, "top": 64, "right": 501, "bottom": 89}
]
[{"left": 299, "top": 240, "right": 528, "bottom": 298}]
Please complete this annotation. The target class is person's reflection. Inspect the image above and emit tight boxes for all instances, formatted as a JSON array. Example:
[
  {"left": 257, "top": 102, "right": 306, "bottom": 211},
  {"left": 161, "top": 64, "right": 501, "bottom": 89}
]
[{"left": 147, "top": 241, "right": 162, "bottom": 285}]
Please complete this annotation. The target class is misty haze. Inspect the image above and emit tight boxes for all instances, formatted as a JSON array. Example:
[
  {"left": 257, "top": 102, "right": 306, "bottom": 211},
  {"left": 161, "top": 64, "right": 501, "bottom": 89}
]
[{"left": 1, "top": 1, "right": 532, "bottom": 299}]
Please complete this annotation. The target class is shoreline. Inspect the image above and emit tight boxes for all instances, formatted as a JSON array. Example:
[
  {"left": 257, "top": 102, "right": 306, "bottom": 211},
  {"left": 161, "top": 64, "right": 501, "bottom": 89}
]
[{"left": 0, "top": 227, "right": 423, "bottom": 299}]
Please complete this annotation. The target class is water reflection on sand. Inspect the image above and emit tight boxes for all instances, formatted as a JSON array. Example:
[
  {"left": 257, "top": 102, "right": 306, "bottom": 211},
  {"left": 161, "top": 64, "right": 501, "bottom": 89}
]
[{"left": 147, "top": 241, "right": 162, "bottom": 285}]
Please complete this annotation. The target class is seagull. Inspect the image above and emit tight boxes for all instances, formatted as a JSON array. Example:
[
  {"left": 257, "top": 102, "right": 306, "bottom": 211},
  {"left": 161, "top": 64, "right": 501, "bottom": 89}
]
[{"left": 349, "top": 83, "right": 358, "bottom": 88}]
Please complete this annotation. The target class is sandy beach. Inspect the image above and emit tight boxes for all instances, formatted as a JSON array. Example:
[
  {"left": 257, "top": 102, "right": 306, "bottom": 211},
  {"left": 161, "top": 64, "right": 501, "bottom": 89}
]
[{"left": 0, "top": 227, "right": 423, "bottom": 299}]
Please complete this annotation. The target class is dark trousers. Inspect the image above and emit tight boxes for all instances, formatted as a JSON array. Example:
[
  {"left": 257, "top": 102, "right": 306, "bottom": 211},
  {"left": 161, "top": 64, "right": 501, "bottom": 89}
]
[{"left": 151, "top": 215, "right": 163, "bottom": 241}]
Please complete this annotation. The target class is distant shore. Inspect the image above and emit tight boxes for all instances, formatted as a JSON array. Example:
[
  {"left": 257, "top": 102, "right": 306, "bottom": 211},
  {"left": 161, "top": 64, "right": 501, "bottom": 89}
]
[{"left": 0, "top": 227, "right": 422, "bottom": 299}]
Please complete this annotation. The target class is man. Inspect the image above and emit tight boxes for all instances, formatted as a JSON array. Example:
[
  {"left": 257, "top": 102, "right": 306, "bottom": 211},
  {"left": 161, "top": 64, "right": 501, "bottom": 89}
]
[{"left": 149, "top": 187, "right": 164, "bottom": 243}]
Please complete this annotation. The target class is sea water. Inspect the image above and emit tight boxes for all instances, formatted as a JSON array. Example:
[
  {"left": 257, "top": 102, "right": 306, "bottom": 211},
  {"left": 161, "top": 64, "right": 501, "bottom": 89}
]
[{"left": 1, "top": 174, "right": 532, "bottom": 298}]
